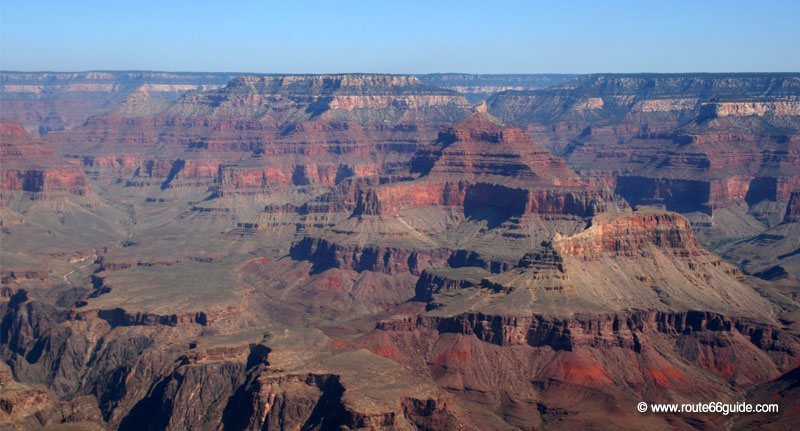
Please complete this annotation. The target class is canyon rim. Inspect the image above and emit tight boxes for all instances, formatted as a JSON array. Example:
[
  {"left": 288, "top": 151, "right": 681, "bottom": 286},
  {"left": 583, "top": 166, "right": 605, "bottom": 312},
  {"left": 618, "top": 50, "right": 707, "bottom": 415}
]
[{"left": 2, "top": 2, "right": 800, "bottom": 430}]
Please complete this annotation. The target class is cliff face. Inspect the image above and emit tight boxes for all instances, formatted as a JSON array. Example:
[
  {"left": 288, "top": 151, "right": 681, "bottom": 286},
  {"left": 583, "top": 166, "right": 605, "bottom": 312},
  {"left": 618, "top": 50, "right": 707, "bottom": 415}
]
[
  {"left": 487, "top": 74, "right": 800, "bottom": 223},
  {"left": 3, "top": 73, "right": 800, "bottom": 430},
  {"left": 352, "top": 180, "right": 604, "bottom": 218},
  {"left": 411, "top": 112, "right": 577, "bottom": 181},
  {"left": 552, "top": 211, "right": 698, "bottom": 257},
  {"left": 418, "top": 73, "right": 578, "bottom": 102},
  {"left": 0, "top": 121, "right": 86, "bottom": 198},
  {"left": 0, "top": 71, "right": 237, "bottom": 134},
  {"left": 487, "top": 72, "right": 800, "bottom": 140},
  {"left": 430, "top": 209, "right": 773, "bottom": 319},
  {"left": 290, "top": 237, "right": 452, "bottom": 275},
  {"left": 372, "top": 308, "right": 797, "bottom": 387},
  {"left": 376, "top": 309, "right": 795, "bottom": 361},
  {"left": 165, "top": 74, "right": 470, "bottom": 124},
  {"left": 344, "top": 112, "right": 614, "bottom": 218},
  {"left": 363, "top": 305, "right": 799, "bottom": 429},
  {"left": 703, "top": 100, "right": 800, "bottom": 117},
  {"left": 785, "top": 191, "right": 800, "bottom": 223},
  {"left": 45, "top": 74, "right": 471, "bottom": 196}
]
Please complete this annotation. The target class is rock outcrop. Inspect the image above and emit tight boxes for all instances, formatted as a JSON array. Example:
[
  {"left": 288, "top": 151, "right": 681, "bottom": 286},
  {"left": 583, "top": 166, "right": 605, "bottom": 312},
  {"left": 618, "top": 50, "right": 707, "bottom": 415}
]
[
  {"left": 418, "top": 73, "right": 578, "bottom": 102},
  {"left": 347, "top": 112, "right": 617, "bottom": 218},
  {"left": 3, "top": 72, "right": 800, "bottom": 430},
  {"left": 0, "top": 71, "right": 238, "bottom": 135},
  {"left": 363, "top": 304, "right": 799, "bottom": 429},
  {"left": 411, "top": 111, "right": 578, "bottom": 181},
  {"left": 552, "top": 210, "right": 699, "bottom": 257},
  {"left": 46, "top": 74, "right": 471, "bottom": 196},
  {"left": 784, "top": 190, "right": 800, "bottom": 223},
  {"left": 0, "top": 121, "right": 86, "bottom": 199},
  {"left": 487, "top": 74, "right": 800, "bottom": 227},
  {"left": 290, "top": 236, "right": 452, "bottom": 275}
]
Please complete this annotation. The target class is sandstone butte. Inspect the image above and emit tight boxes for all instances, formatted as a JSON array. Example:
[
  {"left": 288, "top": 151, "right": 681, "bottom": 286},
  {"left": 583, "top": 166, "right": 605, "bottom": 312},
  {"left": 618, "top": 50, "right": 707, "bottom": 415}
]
[{"left": 0, "top": 72, "right": 799, "bottom": 430}]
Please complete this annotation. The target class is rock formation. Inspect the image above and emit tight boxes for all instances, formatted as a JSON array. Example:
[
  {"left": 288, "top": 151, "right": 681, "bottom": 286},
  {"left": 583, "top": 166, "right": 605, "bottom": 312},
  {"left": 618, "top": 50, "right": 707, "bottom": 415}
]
[
  {"left": 0, "top": 121, "right": 86, "bottom": 198},
  {"left": 418, "top": 73, "right": 578, "bottom": 103},
  {"left": 0, "top": 71, "right": 238, "bottom": 135},
  {"left": 1, "top": 72, "right": 799, "bottom": 430},
  {"left": 487, "top": 74, "right": 800, "bottom": 222}
]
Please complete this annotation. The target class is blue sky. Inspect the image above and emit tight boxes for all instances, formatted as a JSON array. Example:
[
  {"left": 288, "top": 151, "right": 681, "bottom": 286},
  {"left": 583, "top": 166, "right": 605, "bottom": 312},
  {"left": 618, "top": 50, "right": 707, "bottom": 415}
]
[{"left": 1, "top": 0, "right": 798, "bottom": 73}]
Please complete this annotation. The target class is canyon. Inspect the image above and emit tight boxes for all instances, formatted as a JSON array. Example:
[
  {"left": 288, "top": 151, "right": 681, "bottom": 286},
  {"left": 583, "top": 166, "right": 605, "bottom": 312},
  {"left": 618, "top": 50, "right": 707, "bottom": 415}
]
[{"left": 1, "top": 72, "right": 799, "bottom": 430}]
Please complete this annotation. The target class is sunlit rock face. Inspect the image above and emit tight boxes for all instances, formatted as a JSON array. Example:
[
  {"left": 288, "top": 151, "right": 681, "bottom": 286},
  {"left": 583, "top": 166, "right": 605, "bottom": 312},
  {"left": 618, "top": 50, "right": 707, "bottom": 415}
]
[
  {"left": 0, "top": 121, "right": 86, "bottom": 198},
  {"left": 1, "top": 72, "right": 800, "bottom": 430}
]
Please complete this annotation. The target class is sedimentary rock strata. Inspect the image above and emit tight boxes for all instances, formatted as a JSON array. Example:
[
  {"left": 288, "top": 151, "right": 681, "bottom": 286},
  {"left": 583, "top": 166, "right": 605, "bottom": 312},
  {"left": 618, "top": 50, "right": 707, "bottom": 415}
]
[
  {"left": 487, "top": 74, "right": 800, "bottom": 224},
  {"left": 0, "top": 121, "right": 86, "bottom": 198},
  {"left": 1, "top": 72, "right": 799, "bottom": 430}
]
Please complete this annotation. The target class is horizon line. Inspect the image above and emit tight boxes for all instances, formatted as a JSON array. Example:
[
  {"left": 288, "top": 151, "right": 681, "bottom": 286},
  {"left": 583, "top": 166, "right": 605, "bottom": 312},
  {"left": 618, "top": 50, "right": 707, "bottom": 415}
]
[{"left": 2, "top": 70, "right": 800, "bottom": 76}]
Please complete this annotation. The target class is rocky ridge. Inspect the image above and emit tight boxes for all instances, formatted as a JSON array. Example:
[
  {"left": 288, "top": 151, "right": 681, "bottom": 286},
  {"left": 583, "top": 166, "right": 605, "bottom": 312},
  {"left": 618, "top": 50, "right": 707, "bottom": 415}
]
[
  {"left": 1, "top": 72, "right": 799, "bottom": 430},
  {"left": 0, "top": 71, "right": 239, "bottom": 134}
]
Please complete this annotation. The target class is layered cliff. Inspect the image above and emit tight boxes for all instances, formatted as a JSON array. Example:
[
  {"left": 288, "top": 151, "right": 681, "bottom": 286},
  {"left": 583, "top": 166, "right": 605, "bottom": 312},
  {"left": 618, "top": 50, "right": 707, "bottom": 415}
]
[
  {"left": 346, "top": 112, "right": 615, "bottom": 218},
  {"left": 551, "top": 210, "right": 700, "bottom": 258},
  {"left": 0, "top": 71, "right": 237, "bottom": 134},
  {"left": 418, "top": 73, "right": 578, "bottom": 102},
  {"left": 486, "top": 74, "right": 800, "bottom": 225},
  {"left": 0, "top": 121, "right": 86, "bottom": 198},
  {"left": 488, "top": 74, "right": 800, "bottom": 125},
  {"left": 2, "top": 72, "right": 799, "bottom": 430},
  {"left": 411, "top": 111, "right": 578, "bottom": 182},
  {"left": 370, "top": 309, "right": 798, "bottom": 406},
  {"left": 353, "top": 180, "right": 606, "bottom": 218},
  {"left": 410, "top": 209, "right": 773, "bottom": 319},
  {"left": 47, "top": 74, "right": 471, "bottom": 195},
  {"left": 360, "top": 206, "right": 798, "bottom": 429},
  {"left": 164, "top": 74, "right": 469, "bottom": 124},
  {"left": 284, "top": 113, "right": 618, "bottom": 287}
]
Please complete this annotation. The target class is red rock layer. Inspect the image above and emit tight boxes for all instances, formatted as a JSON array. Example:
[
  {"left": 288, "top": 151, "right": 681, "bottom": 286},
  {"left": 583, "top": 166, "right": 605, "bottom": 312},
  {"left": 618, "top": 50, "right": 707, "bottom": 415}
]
[
  {"left": 374, "top": 309, "right": 799, "bottom": 387},
  {"left": 412, "top": 112, "right": 577, "bottom": 181},
  {"left": 215, "top": 161, "right": 383, "bottom": 196},
  {"left": 46, "top": 75, "right": 471, "bottom": 194},
  {"left": 0, "top": 121, "right": 86, "bottom": 197},
  {"left": 615, "top": 175, "right": 800, "bottom": 214},
  {"left": 552, "top": 211, "right": 699, "bottom": 259},
  {"left": 343, "top": 113, "right": 615, "bottom": 217},
  {"left": 354, "top": 180, "right": 605, "bottom": 217},
  {"left": 486, "top": 74, "right": 800, "bottom": 214}
]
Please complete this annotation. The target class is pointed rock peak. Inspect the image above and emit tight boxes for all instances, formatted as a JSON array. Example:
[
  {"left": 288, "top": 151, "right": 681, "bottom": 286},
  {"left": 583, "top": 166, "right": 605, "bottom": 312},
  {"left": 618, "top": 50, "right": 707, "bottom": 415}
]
[
  {"left": 415, "top": 109, "right": 577, "bottom": 181},
  {"left": 462, "top": 110, "right": 504, "bottom": 127},
  {"left": 471, "top": 101, "right": 503, "bottom": 124}
]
